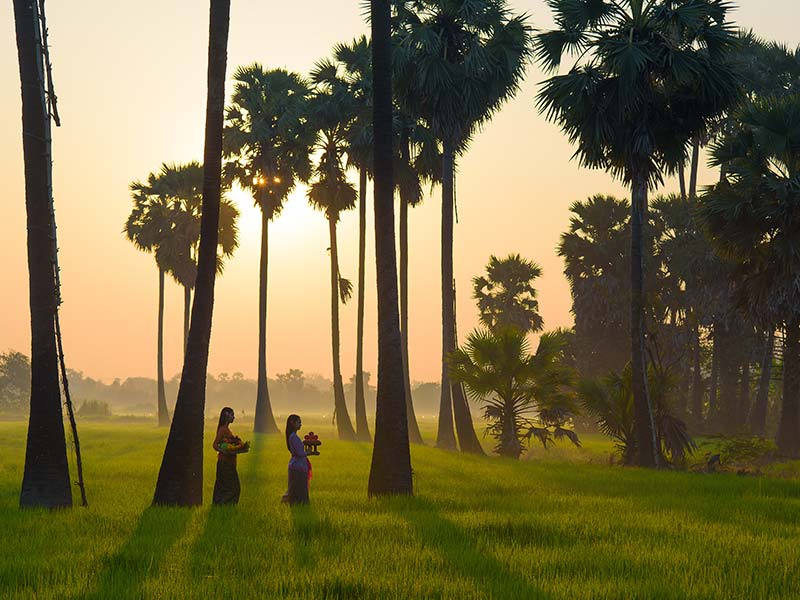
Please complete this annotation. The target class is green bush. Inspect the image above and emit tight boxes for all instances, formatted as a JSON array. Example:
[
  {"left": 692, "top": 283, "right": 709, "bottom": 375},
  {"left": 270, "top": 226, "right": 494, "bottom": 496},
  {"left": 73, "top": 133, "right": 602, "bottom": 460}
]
[{"left": 77, "top": 399, "right": 111, "bottom": 419}]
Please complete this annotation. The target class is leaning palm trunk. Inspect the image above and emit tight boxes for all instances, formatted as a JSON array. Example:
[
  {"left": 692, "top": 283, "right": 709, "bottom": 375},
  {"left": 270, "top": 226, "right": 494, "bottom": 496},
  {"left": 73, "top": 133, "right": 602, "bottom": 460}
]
[
  {"left": 354, "top": 168, "right": 371, "bottom": 442},
  {"left": 777, "top": 322, "right": 800, "bottom": 457},
  {"left": 435, "top": 139, "right": 457, "bottom": 450},
  {"left": 328, "top": 216, "right": 356, "bottom": 440},
  {"left": 157, "top": 268, "right": 169, "bottom": 427},
  {"left": 254, "top": 208, "right": 279, "bottom": 434},
  {"left": 152, "top": 0, "right": 230, "bottom": 506},
  {"left": 399, "top": 179, "right": 424, "bottom": 445},
  {"left": 368, "top": 0, "right": 413, "bottom": 495},
  {"left": 16, "top": 0, "right": 72, "bottom": 509},
  {"left": 630, "top": 171, "right": 658, "bottom": 467},
  {"left": 750, "top": 330, "right": 774, "bottom": 435}
]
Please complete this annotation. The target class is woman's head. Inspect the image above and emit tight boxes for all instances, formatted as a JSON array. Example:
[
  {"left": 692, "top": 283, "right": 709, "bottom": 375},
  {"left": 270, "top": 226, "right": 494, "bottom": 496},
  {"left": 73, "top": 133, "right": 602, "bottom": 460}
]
[
  {"left": 285, "top": 414, "right": 302, "bottom": 450},
  {"left": 218, "top": 407, "right": 235, "bottom": 430}
]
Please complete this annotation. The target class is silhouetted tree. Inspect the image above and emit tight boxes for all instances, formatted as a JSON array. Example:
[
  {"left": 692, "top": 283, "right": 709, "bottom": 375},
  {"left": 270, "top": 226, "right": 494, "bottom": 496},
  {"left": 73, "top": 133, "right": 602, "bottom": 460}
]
[
  {"left": 536, "top": 0, "right": 740, "bottom": 467},
  {"left": 152, "top": 0, "right": 231, "bottom": 506},
  {"left": 307, "top": 67, "right": 358, "bottom": 441},
  {"left": 15, "top": 0, "right": 72, "bottom": 509},
  {"left": 701, "top": 95, "right": 800, "bottom": 457},
  {"left": 394, "top": 0, "right": 531, "bottom": 453},
  {"left": 473, "top": 254, "right": 544, "bottom": 334},
  {"left": 368, "top": 0, "right": 413, "bottom": 496},
  {"left": 224, "top": 65, "right": 315, "bottom": 434}
]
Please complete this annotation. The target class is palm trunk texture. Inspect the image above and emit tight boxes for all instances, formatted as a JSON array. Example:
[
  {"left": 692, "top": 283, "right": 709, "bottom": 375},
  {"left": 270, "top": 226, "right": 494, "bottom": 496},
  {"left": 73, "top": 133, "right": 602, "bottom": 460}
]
[
  {"left": 157, "top": 268, "right": 169, "bottom": 426},
  {"left": 368, "top": 0, "right": 413, "bottom": 496},
  {"left": 152, "top": 0, "right": 230, "bottom": 506},
  {"left": 16, "top": 0, "right": 73, "bottom": 509},
  {"left": 355, "top": 167, "right": 371, "bottom": 442}
]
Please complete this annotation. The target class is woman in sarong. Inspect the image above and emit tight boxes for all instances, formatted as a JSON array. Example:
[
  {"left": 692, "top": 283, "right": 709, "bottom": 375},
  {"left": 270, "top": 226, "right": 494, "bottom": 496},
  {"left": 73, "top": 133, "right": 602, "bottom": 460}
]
[
  {"left": 285, "top": 414, "right": 310, "bottom": 505},
  {"left": 212, "top": 406, "right": 241, "bottom": 505}
]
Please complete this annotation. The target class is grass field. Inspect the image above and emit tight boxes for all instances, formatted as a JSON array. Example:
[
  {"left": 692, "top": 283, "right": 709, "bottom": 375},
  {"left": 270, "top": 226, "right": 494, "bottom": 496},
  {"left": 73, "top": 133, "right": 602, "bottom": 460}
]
[{"left": 0, "top": 420, "right": 798, "bottom": 599}]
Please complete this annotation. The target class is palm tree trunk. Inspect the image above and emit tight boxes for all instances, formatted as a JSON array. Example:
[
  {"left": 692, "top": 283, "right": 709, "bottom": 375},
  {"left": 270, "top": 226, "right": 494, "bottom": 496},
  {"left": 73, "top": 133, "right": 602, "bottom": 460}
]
[
  {"left": 436, "top": 138, "right": 457, "bottom": 451},
  {"left": 678, "top": 162, "right": 687, "bottom": 202},
  {"left": 777, "top": 321, "right": 800, "bottom": 457},
  {"left": 152, "top": 0, "right": 230, "bottom": 506},
  {"left": 688, "top": 137, "right": 700, "bottom": 199},
  {"left": 157, "top": 268, "right": 169, "bottom": 427},
  {"left": 254, "top": 208, "right": 278, "bottom": 434},
  {"left": 718, "top": 319, "right": 738, "bottom": 434},
  {"left": 398, "top": 135, "right": 424, "bottom": 445},
  {"left": 368, "top": 0, "right": 413, "bottom": 495},
  {"left": 16, "top": 0, "right": 72, "bottom": 509},
  {"left": 329, "top": 216, "right": 356, "bottom": 440},
  {"left": 451, "top": 280, "right": 484, "bottom": 455},
  {"left": 355, "top": 167, "right": 371, "bottom": 442},
  {"left": 630, "top": 170, "right": 658, "bottom": 468},
  {"left": 738, "top": 359, "right": 751, "bottom": 431},
  {"left": 709, "top": 321, "right": 720, "bottom": 429},
  {"left": 183, "top": 285, "right": 191, "bottom": 356},
  {"left": 750, "top": 329, "right": 774, "bottom": 435},
  {"left": 691, "top": 322, "right": 704, "bottom": 427}
]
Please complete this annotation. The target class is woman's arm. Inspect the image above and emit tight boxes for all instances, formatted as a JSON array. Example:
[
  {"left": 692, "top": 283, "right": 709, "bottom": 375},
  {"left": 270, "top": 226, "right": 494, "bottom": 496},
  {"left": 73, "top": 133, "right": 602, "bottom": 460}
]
[{"left": 290, "top": 433, "right": 307, "bottom": 458}]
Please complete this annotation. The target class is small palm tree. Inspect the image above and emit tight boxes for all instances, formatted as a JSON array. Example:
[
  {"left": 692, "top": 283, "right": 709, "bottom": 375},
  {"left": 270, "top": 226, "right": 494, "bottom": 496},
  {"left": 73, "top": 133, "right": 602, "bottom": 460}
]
[
  {"left": 307, "top": 71, "right": 358, "bottom": 441},
  {"left": 700, "top": 95, "right": 800, "bottom": 457},
  {"left": 224, "top": 65, "right": 315, "bottom": 434},
  {"left": 394, "top": 0, "right": 532, "bottom": 454},
  {"left": 449, "top": 327, "right": 575, "bottom": 459},
  {"left": 536, "top": 0, "right": 740, "bottom": 467},
  {"left": 473, "top": 254, "right": 544, "bottom": 334}
]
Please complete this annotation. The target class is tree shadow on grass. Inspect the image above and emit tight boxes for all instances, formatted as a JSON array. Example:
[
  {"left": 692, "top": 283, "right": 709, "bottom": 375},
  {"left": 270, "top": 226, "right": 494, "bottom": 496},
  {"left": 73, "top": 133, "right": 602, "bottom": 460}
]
[
  {"left": 289, "top": 503, "right": 321, "bottom": 569},
  {"left": 74, "top": 506, "right": 193, "bottom": 600},
  {"left": 188, "top": 504, "right": 239, "bottom": 581},
  {"left": 388, "top": 496, "right": 551, "bottom": 600}
]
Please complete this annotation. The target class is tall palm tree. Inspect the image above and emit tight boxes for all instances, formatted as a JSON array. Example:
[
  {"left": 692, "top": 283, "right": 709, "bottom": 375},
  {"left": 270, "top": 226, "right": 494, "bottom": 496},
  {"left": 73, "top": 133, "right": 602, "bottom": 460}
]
[
  {"left": 224, "top": 66, "right": 315, "bottom": 434},
  {"left": 394, "top": 0, "right": 531, "bottom": 454},
  {"left": 536, "top": 0, "right": 740, "bottom": 467},
  {"left": 307, "top": 72, "right": 358, "bottom": 441},
  {"left": 700, "top": 95, "right": 800, "bottom": 457},
  {"left": 15, "top": 0, "right": 72, "bottom": 509},
  {"left": 152, "top": 0, "right": 231, "bottom": 506},
  {"left": 331, "top": 37, "right": 375, "bottom": 442},
  {"left": 368, "top": 0, "right": 413, "bottom": 496},
  {"left": 473, "top": 254, "right": 544, "bottom": 334},
  {"left": 124, "top": 188, "right": 175, "bottom": 427}
]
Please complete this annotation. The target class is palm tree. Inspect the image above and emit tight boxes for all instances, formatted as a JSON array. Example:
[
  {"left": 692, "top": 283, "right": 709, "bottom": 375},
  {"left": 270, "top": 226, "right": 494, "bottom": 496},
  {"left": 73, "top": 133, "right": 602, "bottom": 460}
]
[
  {"left": 124, "top": 187, "right": 175, "bottom": 427},
  {"left": 307, "top": 71, "right": 358, "bottom": 441},
  {"left": 558, "top": 195, "right": 630, "bottom": 377},
  {"left": 15, "top": 0, "right": 72, "bottom": 509},
  {"left": 473, "top": 254, "right": 544, "bottom": 334},
  {"left": 368, "top": 0, "right": 413, "bottom": 495},
  {"left": 700, "top": 95, "right": 800, "bottom": 457},
  {"left": 224, "top": 65, "right": 315, "bottom": 434},
  {"left": 536, "top": 0, "right": 740, "bottom": 467},
  {"left": 449, "top": 328, "right": 575, "bottom": 459},
  {"left": 331, "top": 37, "right": 375, "bottom": 442},
  {"left": 152, "top": 0, "right": 231, "bottom": 506},
  {"left": 394, "top": 0, "right": 531, "bottom": 454}
]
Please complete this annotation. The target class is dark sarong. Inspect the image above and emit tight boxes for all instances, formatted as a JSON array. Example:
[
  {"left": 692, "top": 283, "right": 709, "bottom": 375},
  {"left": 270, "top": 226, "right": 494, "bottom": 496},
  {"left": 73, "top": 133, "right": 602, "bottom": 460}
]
[
  {"left": 213, "top": 459, "right": 240, "bottom": 505},
  {"left": 287, "top": 468, "right": 309, "bottom": 505}
]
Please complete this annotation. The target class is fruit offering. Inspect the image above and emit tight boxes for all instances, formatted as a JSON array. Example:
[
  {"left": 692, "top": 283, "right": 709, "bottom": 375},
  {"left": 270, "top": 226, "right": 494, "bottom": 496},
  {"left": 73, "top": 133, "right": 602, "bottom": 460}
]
[
  {"left": 303, "top": 432, "right": 322, "bottom": 455},
  {"left": 219, "top": 439, "right": 250, "bottom": 454}
]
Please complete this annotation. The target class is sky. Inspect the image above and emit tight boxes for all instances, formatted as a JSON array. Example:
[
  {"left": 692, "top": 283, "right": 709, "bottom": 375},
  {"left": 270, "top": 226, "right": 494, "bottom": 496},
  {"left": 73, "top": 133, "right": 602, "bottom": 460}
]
[{"left": 2, "top": 1, "right": 800, "bottom": 385}]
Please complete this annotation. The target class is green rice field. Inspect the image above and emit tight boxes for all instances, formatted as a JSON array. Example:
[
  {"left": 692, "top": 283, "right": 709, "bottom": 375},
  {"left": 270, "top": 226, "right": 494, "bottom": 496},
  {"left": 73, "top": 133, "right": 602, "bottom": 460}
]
[{"left": 0, "top": 421, "right": 798, "bottom": 599}]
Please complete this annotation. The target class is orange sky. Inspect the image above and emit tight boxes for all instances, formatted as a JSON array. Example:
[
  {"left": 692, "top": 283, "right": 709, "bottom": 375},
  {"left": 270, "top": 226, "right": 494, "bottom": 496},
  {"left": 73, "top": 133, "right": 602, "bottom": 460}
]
[{"left": 2, "top": 1, "right": 799, "bottom": 384}]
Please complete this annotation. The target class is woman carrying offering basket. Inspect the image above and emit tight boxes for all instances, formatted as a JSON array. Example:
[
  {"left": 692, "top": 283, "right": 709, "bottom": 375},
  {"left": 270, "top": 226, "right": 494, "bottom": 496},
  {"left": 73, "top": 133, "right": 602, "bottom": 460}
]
[
  {"left": 212, "top": 407, "right": 249, "bottom": 505},
  {"left": 285, "top": 414, "right": 311, "bottom": 505}
]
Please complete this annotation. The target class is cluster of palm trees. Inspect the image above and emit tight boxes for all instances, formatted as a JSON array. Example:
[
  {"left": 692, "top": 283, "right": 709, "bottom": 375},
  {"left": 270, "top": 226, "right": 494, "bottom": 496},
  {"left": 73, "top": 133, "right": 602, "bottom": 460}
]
[
  {"left": 555, "top": 23, "right": 800, "bottom": 460},
  {"left": 16, "top": 0, "right": 800, "bottom": 509}
]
